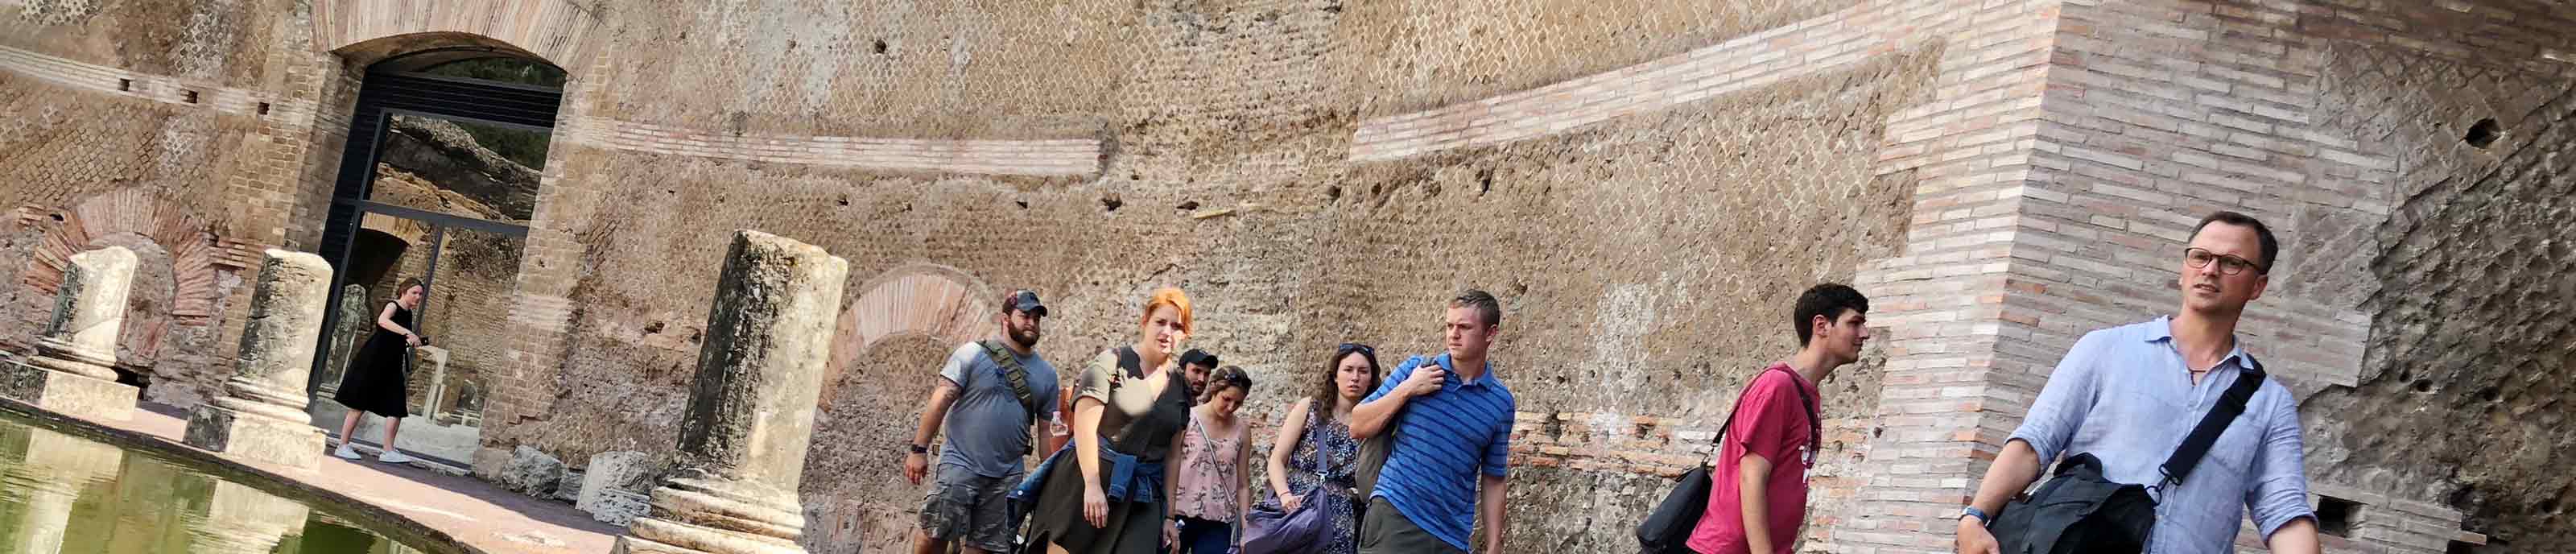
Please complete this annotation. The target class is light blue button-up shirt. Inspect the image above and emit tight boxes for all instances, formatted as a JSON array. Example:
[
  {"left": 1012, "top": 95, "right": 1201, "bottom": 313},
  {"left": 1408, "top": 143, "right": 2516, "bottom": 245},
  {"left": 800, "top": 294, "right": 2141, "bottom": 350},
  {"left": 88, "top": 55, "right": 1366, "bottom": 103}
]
[{"left": 2006, "top": 316, "right": 2315, "bottom": 553}]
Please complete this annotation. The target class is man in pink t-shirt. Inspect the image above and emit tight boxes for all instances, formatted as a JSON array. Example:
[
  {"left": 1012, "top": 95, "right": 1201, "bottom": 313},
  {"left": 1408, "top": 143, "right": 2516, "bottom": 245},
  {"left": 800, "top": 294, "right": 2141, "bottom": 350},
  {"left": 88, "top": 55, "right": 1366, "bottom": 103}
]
[{"left": 1688, "top": 283, "right": 1871, "bottom": 554}]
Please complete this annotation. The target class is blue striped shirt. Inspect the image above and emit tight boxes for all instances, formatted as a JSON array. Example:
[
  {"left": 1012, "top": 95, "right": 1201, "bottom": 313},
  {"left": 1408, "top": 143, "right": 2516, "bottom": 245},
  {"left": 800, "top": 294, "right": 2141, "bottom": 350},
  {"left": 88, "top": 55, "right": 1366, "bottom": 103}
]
[{"left": 1363, "top": 353, "right": 1516, "bottom": 552}]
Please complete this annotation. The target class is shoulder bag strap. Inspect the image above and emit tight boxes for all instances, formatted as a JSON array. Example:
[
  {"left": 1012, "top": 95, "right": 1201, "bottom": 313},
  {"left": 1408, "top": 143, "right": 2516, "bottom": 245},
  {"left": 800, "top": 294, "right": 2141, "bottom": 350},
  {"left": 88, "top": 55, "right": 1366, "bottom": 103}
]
[
  {"left": 1707, "top": 366, "right": 1794, "bottom": 461},
  {"left": 978, "top": 340, "right": 1043, "bottom": 418},
  {"left": 2159, "top": 353, "right": 2268, "bottom": 486}
]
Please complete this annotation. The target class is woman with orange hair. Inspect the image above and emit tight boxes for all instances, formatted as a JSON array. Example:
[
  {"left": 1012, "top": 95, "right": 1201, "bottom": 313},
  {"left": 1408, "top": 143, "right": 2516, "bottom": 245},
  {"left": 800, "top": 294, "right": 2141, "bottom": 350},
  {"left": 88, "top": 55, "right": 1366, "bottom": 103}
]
[{"left": 1018, "top": 287, "right": 1200, "bottom": 554}]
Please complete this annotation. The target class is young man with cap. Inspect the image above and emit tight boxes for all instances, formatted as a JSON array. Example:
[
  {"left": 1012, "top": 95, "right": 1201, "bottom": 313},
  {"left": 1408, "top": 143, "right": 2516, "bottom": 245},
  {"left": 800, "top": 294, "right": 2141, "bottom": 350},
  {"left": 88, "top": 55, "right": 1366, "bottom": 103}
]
[
  {"left": 904, "top": 289, "right": 1063, "bottom": 554},
  {"left": 1954, "top": 211, "right": 2320, "bottom": 554},
  {"left": 1178, "top": 349, "right": 1220, "bottom": 402}
]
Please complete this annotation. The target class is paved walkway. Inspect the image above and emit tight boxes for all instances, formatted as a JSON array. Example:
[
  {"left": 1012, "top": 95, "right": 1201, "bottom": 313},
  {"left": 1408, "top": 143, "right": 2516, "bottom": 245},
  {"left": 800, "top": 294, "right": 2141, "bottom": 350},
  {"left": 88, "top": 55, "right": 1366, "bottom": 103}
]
[{"left": 12, "top": 400, "right": 620, "bottom": 554}]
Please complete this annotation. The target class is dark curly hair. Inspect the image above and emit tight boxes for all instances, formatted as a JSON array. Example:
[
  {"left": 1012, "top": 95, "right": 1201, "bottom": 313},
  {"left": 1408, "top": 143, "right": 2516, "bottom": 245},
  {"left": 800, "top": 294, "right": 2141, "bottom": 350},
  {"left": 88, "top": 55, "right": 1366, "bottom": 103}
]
[{"left": 1312, "top": 343, "right": 1382, "bottom": 413}]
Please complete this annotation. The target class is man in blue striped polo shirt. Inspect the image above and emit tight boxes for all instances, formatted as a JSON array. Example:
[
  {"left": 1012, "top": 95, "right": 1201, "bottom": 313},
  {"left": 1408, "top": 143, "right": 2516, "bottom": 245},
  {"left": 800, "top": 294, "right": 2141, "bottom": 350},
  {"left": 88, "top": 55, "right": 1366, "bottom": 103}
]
[{"left": 1352, "top": 289, "right": 1517, "bottom": 554}]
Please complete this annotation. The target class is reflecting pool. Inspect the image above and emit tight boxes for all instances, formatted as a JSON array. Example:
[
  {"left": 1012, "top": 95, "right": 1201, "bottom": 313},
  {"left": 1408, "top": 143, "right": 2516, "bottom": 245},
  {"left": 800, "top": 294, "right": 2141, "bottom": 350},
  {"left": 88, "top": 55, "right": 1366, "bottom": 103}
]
[{"left": 0, "top": 412, "right": 432, "bottom": 553}]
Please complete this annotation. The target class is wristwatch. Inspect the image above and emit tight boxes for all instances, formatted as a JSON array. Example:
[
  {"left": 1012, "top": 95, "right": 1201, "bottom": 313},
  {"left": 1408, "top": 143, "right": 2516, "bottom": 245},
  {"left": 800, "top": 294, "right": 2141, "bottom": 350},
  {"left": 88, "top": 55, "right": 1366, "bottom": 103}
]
[
  {"left": 908, "top": 444, "right": 929, "bottom": 454},
  {"left": 1960, "top": 506, "right": 1992, "bottom": 527}
]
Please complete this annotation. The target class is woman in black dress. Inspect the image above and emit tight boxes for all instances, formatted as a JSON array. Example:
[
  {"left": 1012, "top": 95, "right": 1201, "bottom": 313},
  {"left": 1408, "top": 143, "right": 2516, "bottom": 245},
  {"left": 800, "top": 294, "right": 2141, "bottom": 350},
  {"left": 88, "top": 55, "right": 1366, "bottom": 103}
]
[
  {"left": 1018, "top": 287, "right": 1198, "bottom": 554},
  {"left": 331, "top": 279, "right": 427, "bottom": 464}
]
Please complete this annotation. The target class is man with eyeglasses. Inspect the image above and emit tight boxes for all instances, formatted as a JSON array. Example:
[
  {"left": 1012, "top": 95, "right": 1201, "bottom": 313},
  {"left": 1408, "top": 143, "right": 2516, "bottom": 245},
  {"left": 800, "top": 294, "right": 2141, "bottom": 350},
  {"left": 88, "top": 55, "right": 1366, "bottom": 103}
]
[{"left": 1954, "top": 211, "right": 2322, "bottom": 554}]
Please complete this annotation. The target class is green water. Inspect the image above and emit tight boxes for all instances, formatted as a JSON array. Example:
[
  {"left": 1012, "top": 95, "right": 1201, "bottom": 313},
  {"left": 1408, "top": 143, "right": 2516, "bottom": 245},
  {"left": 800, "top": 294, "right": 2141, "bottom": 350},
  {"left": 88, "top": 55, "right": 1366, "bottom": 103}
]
[{"left": 0, "top": 415, "right": 427, "bottom": 554}]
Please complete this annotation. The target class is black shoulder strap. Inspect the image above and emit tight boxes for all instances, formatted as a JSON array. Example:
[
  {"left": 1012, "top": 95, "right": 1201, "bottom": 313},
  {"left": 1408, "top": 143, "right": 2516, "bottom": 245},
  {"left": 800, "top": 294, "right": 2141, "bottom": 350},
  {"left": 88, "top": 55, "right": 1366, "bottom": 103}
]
[
  {"left": 1711, "top": 366, "right": 1823, "bottom": 455},
  {"left": 2160, "top": 354, "right": 2267, "bottom": 486},
  {"left": 1115, "top": 347, "right": 1144, "bottom": 379}
]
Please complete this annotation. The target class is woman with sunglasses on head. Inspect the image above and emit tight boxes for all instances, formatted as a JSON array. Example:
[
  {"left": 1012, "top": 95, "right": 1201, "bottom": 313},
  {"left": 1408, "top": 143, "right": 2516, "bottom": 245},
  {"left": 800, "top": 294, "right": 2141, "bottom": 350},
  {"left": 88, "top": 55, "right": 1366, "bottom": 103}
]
[
  {"left": 1254, "top": 343, "right": 1383, "bottom": 554},
  {"left": 1021, "top": 287, "right": 1199, "bottom": 554},
  {"left": 1168, "top": 366, "right": 1255, "bottom": 554}
]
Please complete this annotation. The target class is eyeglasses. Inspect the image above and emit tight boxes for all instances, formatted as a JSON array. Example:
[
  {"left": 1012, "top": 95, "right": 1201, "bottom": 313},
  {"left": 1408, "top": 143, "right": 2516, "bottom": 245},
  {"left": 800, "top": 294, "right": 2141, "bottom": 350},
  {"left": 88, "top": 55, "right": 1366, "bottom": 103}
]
[
  {"left": 2183, "top": 247, "right": 2264, "bottom": 275},
  {"left": 1337, "top": 342, "right": 1375, "bottom": 356}
]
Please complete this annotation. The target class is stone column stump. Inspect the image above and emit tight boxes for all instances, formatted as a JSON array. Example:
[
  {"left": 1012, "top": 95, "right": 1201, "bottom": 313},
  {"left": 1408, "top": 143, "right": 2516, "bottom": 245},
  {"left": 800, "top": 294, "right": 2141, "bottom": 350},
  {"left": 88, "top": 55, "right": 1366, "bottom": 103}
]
[
  {"left": 0, "top": 246, "right": 142, "bottom": 420},
  {"left": 613, "top": 230, "right": 848, "bottom": 554},
  {"left": 184, "top": 250, "right": 334, "bottom": 471}
]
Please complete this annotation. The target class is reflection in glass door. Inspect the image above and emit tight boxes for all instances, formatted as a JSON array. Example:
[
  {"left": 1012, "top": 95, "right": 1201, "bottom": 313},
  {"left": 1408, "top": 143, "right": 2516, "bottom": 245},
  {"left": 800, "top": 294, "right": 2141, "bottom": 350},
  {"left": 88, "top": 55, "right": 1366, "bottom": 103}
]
[{"left": 309, "top": 59, "right": 558, "bottom": 468}]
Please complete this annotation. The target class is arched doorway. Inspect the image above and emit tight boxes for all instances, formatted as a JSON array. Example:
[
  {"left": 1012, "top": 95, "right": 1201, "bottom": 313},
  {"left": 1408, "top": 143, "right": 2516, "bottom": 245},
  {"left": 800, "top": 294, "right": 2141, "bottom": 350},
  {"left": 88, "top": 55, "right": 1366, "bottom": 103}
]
[{"left": 308, "top": 48, "right": 564, "bottom": 468}]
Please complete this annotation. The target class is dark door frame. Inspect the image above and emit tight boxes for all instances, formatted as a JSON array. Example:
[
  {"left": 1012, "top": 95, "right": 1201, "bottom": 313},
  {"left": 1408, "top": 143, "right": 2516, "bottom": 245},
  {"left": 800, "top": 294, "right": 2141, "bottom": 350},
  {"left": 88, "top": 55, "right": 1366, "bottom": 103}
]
[{"left": 307, "top": 62, "right": 562, "bottom": 411}]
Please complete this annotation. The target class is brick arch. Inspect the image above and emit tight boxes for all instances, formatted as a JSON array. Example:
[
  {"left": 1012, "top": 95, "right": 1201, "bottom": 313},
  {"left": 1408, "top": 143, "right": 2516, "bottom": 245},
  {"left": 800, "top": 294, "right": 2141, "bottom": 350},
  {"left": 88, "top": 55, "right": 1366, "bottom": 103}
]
[
  {"left": 819, "top": 263, "right": 997, "bottom": 407},
  {"left": 14, "top": 187, "right": 253, "bottom": 360},
  {"left": 312, "top": 0, "right": 605, "bottom": 68}
]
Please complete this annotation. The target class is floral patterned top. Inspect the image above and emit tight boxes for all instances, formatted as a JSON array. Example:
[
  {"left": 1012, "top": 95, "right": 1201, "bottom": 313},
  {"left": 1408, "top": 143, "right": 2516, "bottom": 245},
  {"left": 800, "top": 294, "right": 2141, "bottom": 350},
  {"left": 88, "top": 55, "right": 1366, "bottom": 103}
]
[{"left": 1170, "top": 410, "right": 1245, "bottom": 522}]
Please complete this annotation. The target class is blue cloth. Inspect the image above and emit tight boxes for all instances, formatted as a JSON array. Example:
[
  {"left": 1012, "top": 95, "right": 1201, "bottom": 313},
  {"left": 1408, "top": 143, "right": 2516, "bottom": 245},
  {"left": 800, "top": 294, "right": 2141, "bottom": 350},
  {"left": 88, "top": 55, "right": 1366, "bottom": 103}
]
[
  {"left": 1175, "top": 517, "right": 1233, "bottom": 554},
  {"left": 936, "top": 342, "right": 1061, "bottom": 478},
  {"left": 1012, "top": 440, "right": 1161, "bottom": 504},
  {"left": 1359, "top": 353, "right": 1515, "bottom": 552},
  {"left": 2006, "top": 316, "right": 2317, "bottom": 553}
]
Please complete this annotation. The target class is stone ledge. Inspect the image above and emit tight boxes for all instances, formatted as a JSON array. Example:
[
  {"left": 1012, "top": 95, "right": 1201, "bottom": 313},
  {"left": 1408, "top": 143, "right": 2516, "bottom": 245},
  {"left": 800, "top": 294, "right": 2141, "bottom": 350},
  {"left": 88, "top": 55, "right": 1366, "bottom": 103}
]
[{"left": 0, "top": 360, "right": 138, "bottom": 421}]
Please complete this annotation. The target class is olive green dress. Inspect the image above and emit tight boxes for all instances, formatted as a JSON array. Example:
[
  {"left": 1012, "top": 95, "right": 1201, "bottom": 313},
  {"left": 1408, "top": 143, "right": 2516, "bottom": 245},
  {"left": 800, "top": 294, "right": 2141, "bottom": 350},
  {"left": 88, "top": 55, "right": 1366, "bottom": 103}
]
[{"left": 1023, "top": 347, "right": 1195, "bottom": 554}]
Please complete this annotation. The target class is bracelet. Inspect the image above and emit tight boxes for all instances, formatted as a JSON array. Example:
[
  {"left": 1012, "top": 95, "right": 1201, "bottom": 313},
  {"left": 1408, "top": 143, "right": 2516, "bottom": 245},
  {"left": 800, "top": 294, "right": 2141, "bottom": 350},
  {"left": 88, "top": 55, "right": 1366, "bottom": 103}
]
[{"left": 1960, "top": 506, "right": 1992, "bottom": 527}]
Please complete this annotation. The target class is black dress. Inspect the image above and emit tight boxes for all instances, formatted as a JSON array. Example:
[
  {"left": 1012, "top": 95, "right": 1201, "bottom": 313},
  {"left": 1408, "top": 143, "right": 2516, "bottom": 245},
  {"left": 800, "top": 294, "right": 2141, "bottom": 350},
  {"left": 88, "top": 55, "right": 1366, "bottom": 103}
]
[
  {"left": 1022, "top": 348, "right": 1195, "bottom": 554},
  {"left": 332, "top": 304, "right": 413, "bottom": 418}
]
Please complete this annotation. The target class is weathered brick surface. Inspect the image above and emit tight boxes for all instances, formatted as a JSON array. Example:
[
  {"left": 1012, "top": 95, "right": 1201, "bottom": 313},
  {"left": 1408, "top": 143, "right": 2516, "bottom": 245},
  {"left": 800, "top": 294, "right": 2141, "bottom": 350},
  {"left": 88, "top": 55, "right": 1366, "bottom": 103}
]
[{"left": 4, "top": 1, "right": 2573, "bottom": 552}]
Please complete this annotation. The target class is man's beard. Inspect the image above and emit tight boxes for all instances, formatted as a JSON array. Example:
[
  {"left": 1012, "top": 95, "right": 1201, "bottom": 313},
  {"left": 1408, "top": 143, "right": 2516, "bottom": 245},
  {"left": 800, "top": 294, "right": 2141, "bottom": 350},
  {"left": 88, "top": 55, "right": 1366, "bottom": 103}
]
[{"left": 1009, "top": 326, "right": 1042, "bottom": 349}]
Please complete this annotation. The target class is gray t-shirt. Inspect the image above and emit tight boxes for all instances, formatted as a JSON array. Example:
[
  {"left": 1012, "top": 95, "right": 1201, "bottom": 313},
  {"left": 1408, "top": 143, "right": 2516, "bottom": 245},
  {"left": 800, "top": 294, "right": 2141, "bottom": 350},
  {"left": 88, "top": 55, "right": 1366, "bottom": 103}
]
[{"left": 937, "top": 341, "right": 1060, "bottom": 478}]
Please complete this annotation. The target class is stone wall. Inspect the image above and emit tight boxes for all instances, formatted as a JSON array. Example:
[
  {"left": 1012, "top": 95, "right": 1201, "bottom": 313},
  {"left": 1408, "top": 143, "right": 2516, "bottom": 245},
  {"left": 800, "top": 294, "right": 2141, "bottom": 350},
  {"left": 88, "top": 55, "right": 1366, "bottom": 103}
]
[{"left": 2, "top": 1, "right": 2571, "bottom": 553}]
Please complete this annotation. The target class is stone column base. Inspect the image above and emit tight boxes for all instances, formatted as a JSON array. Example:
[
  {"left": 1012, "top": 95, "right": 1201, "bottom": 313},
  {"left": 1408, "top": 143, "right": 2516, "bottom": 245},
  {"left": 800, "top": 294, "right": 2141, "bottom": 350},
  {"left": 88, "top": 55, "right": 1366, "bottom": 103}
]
[
  {"left": 611, "top": 519, "right": 807, "bottom": 554},
  {"left": 0, "top": 359, "right": 137, "bottom": 421},
  {"left": 184, "top": 406, "right": 328, "bottom": 472}
]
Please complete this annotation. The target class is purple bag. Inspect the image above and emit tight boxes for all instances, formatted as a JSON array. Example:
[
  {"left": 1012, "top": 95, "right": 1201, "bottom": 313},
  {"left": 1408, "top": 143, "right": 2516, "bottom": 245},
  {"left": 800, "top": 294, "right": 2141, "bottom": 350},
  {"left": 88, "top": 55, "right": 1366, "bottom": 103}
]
[{"left": 1240, "top": 414, "right": 1336, "bottom": 554}]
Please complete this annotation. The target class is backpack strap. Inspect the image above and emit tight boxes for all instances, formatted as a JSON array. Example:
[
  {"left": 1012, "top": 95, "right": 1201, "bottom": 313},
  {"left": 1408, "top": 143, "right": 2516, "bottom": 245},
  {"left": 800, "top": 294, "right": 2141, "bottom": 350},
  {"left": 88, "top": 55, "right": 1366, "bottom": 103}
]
[
  {"left": 2159, "top": 353, "right": 2268, "bottom": 486},
  {"left": 977, "top": 340, "right": 1045, "bottom": 423},
  {"left": 1711, "top": 366, "right": 1823, "bottom": 461}
]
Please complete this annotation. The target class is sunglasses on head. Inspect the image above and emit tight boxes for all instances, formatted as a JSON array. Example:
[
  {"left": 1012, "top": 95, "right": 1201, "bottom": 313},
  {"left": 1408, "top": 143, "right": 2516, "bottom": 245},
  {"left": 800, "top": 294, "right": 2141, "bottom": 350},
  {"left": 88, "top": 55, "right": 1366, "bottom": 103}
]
[{"left": 1337, "top": 342, "right": 1375, "bottom": 355}]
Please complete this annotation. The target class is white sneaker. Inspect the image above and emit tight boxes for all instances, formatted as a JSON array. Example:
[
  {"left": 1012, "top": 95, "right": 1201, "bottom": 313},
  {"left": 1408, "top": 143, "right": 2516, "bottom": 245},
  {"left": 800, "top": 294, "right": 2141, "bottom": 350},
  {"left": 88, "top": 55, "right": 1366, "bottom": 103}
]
[
  {"left": 378, "top": 450, "right": 418, "bottom": 465},
  {"left": 332, "top": 444, "right": 362, "bottom": 460}
]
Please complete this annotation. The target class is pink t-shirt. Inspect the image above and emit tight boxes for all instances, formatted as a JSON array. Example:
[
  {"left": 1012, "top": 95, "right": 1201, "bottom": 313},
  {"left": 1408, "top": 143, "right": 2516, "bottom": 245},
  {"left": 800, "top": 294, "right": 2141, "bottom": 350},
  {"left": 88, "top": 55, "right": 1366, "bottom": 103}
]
[{"left": 1686, "top": 363, "right": 1819, "bottom": 554}]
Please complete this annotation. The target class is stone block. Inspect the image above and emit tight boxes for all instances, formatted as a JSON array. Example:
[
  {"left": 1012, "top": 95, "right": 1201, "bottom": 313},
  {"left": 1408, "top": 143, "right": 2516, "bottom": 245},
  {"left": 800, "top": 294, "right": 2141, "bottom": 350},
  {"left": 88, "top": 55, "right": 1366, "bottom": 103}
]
[
  {"left": 498, "top": 444, "right": 566, "bottom": 496},
  {"left": 182, "top": 406, "right": 328, "bottom": 471},
  {"left": 555, "top": 469, "right": 585, "bottom": 502},
  {"left": 592, "top": 489, "right": 650, "bottom": 527},
  {"left": 579, "top": 451, "right": 659, "bottom": 516},
  {"left": 0, "top": 358, "right": 138, "bottom": 421}
]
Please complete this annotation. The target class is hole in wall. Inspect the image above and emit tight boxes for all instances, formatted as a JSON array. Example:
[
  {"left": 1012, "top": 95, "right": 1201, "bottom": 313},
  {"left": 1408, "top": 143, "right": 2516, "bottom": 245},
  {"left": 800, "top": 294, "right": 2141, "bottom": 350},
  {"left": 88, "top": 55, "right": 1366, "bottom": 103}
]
[
  {"left": 1176, "top": 201, "right": 1199, "bottom": 211},
  {"left": 1100, "top": 194, "right": 1123, "bottom": 213},
  {"left": 1014, "top": 200, "right": 1029, "bottom": 209},
  {"left": 2477, "top": 386, "right": 2501, "bottom": 403},
  {"left": 2464, "top": 118, "right": 2501, "bottom": 148},
  {"left": 2316, "top": 495, "right": 2362, "bottom": 537},
  {"left": 1325, "top": 186, "right": 1341, "bottom": 201},
  {"left": 118, "top": 78, "right": 132, "bottom": 92},
  {"left": 2412, "top": 378, "right": 2435, "bottom": 393},
  {"left": 256, "top": 102, "right": 270, "bottom": 115},
  {"left": 872, "top": 39, "right": 888, "bottom": 54},
  {"left": 181, "top": 90, "right": 199, "bottom": 104}
]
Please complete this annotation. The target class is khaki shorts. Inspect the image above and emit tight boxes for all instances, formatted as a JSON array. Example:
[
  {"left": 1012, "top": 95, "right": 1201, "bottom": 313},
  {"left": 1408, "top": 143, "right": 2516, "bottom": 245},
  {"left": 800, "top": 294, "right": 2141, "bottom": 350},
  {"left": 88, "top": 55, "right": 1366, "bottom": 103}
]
[{"left": 919, "top": 464, "right": 1023, "bottom": 552}]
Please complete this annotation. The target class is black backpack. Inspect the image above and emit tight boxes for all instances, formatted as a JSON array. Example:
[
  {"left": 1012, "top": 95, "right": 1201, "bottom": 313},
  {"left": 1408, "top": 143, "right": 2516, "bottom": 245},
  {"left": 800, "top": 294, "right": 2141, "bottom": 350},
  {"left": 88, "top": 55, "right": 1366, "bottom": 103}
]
[
  {"left": 1637, "top": 366, "right": 1818, "bottom": 553},
  {"left": 1986, "top": 358, "right": 2268, "bottom": 554}
]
